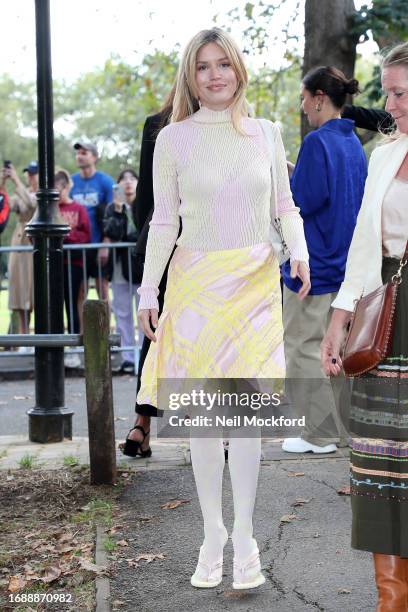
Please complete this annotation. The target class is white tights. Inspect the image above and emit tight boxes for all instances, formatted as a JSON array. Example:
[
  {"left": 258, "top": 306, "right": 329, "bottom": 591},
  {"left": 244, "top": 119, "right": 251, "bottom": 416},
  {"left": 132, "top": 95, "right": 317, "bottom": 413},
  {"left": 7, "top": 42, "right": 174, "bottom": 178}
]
[{"left": 189, "top": 432, "right": 261, "bottom": 563}]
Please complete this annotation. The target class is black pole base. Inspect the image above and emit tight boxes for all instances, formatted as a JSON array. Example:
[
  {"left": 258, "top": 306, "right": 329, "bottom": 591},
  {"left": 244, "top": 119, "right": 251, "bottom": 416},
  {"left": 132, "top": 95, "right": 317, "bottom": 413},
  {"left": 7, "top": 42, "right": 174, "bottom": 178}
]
[{"left": 28, "top": 407, "right": 74, "bottom": 443}]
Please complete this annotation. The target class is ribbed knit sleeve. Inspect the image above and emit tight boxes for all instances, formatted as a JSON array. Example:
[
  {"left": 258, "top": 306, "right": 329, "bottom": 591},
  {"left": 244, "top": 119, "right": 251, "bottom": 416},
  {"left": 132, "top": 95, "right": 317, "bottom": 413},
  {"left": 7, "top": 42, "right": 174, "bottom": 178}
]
[
  {"left": 138, "top": 126, "right": 180, "bottom": 310},
  {"left": 272, "top": 124, "right": 309, "bottom": 264}
]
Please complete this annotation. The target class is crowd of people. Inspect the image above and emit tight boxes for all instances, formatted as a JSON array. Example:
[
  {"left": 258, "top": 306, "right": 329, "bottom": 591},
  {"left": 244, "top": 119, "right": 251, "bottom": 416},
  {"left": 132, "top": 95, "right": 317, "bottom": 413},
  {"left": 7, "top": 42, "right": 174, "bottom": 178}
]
[
  {"left": 0, "top": 144, "right": 142, "bottom": 372},
  {"left": 1, "top": 25, "right": 407, "bottom": 607}
]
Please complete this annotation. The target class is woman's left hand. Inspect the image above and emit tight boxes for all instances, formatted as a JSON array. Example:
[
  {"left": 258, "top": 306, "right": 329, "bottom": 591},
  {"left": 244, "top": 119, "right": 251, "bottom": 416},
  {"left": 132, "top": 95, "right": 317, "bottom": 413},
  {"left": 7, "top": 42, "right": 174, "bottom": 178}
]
[{"left": 290, "top": 261, "right": 311, "bottom": 300}]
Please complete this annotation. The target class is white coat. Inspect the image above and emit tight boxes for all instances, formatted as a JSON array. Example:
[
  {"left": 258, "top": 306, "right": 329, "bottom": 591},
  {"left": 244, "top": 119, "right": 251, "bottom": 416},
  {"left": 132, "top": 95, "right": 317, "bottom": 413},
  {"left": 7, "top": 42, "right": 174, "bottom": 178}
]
[{"left": 332, "top": 134, "right": 408, "bottom": 312}]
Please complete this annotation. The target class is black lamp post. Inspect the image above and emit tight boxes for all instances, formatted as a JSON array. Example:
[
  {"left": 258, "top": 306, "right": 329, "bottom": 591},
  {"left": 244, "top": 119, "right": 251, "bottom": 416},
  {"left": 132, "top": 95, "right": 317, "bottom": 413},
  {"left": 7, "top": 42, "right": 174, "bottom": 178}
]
[{"left": 25, "top": 0, "right": 73, "bottom": 442}]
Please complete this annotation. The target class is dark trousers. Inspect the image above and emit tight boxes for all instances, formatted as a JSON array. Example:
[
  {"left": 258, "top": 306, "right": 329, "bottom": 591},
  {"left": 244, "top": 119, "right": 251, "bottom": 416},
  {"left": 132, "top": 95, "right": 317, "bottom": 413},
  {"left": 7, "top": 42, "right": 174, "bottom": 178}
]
[
  {"left": 64, "top": 263, "right": 83, "bottom": 334},
  {"left": 135, "top": 268, "right": 168, "bottom": 418}
]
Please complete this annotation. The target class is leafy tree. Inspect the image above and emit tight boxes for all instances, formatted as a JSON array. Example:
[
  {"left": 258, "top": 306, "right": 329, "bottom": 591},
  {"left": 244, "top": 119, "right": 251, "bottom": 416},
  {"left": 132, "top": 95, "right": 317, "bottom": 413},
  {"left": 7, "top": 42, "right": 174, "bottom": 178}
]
[
  {"left": 53, "top": 51, "right": 178, "bottom": 177},
  {"left": 352, "top": 0, "right": 408, "bottom": 101}
]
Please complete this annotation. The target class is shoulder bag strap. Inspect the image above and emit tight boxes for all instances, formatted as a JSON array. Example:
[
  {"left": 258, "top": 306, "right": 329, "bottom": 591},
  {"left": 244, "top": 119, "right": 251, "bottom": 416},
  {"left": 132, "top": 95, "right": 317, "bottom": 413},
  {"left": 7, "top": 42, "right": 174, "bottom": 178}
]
[
  {"left": 391, "top": 239, "right": 408, "bottom": 285},
  {"left": 258, "top": 118, "right": 279, "bottom": 221}
]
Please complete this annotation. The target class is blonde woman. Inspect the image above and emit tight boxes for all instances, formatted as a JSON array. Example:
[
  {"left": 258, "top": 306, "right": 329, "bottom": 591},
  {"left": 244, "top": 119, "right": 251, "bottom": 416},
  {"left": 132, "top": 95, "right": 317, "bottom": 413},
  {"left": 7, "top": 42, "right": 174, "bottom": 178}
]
[
  {"left": 322, "top": 43, "right": 408, "bottom": 609},
  {"left": 138, "top": 28, "right": 310, "bottom": 590}
]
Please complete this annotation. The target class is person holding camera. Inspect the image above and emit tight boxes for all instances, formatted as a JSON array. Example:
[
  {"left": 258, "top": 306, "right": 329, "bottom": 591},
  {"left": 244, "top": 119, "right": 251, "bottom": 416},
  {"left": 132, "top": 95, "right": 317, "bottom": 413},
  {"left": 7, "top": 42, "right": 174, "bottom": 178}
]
[
  {"left": 0, "top": 174, "right": 10, "bottom": 290},
  {"left": 1, "top": 161, "right": 38, "bottom": 337},
  {"left": 103, "top": 169, "right": 141, "bottom": 375}
]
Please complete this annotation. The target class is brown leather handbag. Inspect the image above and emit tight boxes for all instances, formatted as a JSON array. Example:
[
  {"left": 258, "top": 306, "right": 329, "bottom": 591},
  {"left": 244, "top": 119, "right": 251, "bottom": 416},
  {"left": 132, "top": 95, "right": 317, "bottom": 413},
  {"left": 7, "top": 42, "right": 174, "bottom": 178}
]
[{"left": 342, "top": 242, "right": 408, "bottom": 377}]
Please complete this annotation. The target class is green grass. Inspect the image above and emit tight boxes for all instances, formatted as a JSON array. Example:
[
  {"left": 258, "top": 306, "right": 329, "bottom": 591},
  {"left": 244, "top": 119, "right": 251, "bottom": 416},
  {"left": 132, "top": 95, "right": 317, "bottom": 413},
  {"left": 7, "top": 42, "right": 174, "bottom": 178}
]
[
  {"left": 0, "top": 286, "right": 119, "bottom": 335},
  {"left": 103, "top": 536, "right": 117, "bottom": 552},
  {"left": 0, "top": 287, "right": 10, "bottom": 334},
  {"left": 18, "top": 454, "right": 35, "bottom": 469},
  {"left": 71, "top": 497, "right": 113, "bottom": 528},
  {"left": 63, "top": 455, "right": 79, "bottom": 467}
]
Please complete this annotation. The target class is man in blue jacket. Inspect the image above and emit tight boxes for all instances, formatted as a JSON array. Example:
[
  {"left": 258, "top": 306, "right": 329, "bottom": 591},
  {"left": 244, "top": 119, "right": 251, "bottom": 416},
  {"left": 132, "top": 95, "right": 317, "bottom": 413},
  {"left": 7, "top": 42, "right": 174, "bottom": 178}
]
[{"left": 70, "top": 141, "right": 115, "bottom": 305}]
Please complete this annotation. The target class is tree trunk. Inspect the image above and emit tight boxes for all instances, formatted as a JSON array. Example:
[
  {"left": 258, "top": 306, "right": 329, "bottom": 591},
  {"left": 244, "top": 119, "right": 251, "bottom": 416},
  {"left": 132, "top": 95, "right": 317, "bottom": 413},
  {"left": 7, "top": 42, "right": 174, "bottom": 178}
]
[{"left": 302, "top": 0, "right": 359, "bottom": 138}]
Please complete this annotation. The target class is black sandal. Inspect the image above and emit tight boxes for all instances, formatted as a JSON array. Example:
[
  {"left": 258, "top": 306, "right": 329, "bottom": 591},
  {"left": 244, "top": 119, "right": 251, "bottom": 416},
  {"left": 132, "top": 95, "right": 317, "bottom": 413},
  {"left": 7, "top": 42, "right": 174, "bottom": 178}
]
[
  {"left": 223, "top": 440, "right": 229, "bottom": 462},
  {"left": 120, "top": 425, "right": 152, "bottom": 458}
]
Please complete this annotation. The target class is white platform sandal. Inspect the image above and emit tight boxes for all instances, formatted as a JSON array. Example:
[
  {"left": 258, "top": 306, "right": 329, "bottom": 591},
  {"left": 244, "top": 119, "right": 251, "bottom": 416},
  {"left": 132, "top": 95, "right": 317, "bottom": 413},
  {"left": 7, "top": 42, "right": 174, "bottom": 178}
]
[
  {"left": 190, "top": 551, "right": 224, "bottom": 588},
  {"left": 232, "top": 551, "right": 266, "bottom": 590}
]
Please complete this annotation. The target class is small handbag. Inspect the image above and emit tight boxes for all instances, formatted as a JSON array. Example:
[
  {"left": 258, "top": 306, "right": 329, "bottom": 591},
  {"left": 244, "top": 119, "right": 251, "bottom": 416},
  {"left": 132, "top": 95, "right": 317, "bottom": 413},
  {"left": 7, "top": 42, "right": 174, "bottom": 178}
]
[
  {"left": 258, "top": 118, "right": 290, "bottom": 265},
  {"left": 342, "top": 241, "right": 408, "bottom": 376}
]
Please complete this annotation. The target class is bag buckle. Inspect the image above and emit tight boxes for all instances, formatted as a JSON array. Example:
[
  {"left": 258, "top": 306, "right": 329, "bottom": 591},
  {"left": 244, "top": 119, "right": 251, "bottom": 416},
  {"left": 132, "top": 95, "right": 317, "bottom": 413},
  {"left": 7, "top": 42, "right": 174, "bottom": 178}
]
[{"left": 391, "top": 258, "right": 407, "bottom": 285}]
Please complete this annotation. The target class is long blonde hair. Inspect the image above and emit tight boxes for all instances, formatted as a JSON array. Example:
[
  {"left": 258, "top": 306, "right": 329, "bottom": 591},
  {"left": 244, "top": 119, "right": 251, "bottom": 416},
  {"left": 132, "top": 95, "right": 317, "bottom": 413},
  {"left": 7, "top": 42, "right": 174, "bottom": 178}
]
[
  {"left": 381, "top": 42, "right": 408, "bottom": 141},
  {"left": 171, "top": 28, "right": 251, "bottom": 134}
]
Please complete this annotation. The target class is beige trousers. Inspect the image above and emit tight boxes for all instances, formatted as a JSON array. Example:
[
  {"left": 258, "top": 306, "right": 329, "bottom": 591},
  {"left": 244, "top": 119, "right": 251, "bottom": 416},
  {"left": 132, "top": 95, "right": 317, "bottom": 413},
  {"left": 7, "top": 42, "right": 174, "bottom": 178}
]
[{"left": 283, "top": 286, "right": 350, "bottom": 446}]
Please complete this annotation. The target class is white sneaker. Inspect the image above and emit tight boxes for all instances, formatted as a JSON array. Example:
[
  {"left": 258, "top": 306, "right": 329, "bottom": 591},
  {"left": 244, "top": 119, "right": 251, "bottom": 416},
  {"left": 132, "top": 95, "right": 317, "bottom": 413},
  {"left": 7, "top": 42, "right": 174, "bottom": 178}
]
[
  {"left": 64, "top": 353, "right": 81, "bottom": 368},
  {"left": 282, "top": 437, "right": 337, "bottom": 454},
  {"left": 233, "top": 551, "right": 266, "bottom": 590}
]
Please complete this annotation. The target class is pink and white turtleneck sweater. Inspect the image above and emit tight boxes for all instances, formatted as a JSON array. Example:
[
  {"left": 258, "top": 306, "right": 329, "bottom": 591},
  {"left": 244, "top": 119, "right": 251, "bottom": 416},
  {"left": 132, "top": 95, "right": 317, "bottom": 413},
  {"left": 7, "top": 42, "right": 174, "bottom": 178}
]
[{"left": 138, "top": 105, "right": 309, "bottom": 311}]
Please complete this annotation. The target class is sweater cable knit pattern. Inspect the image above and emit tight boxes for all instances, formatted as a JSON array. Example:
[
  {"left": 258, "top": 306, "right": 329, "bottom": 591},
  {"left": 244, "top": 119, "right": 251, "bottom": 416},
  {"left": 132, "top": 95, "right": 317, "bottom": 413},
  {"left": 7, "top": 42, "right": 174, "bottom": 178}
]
[{"left": 138, "top": 106, "right": 309, "bottom": 310}]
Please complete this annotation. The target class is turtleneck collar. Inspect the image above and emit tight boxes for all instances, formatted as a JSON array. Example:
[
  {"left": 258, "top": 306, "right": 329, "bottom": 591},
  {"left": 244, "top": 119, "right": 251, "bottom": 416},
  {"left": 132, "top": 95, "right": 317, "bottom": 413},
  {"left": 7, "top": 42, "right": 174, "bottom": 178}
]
[{"left": 192, "top": 105, "right": 232, "bottom": 124}]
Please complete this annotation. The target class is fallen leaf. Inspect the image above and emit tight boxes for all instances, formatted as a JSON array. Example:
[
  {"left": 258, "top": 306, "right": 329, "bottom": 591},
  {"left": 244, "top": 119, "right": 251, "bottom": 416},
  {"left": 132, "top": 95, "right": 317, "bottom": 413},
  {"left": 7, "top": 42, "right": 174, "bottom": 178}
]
[
  {"left": 280, "top": 514, "right": 297, "bottom": 523},
  {"left": 137, "top": 516, "right": 154, "bottom": 522},
  {"left": 30, "top": 540, "right": 45, "bottom": 550},
  {"left": 8, "top": 575, "right": 27, "bottom": 592},
  {"left": 287, "top": 471, "right": 305, "bottom": 477},
  {"left": 25, "top": 572, "right": 40, "bottom": 582},
  {"left": 126, "top": 559, "right": 139, "bottom": 568},
  {"left": 56, "top": 532, "right": 75, "bottom": 542},
  {"left": 337, "top": 485, "right": 351, "bottom": 496},
  {"left": 79, "top": 543, "right": 93, "bottom": 552},
  {"left": 117, "top": 540, "right": 129, "bottom": 547},
  {"left": 79, "top": 558, "right": 105, "bottom": 574},
  {"left": 291, "top": 498, "right": 311, "bottom": 507},
  {"left": 161, "top": 499, "right": 190, "bottom": 510},
  {"left": 40, "top": 565, "right": 62, "bottom": 584},
  {"left": 338, "top": 588, "right": 351, "bottom": 594},
  {"left": 55, "top": 543, "right": 75, "bottom": 553},
  {"left": 134, "top": 553, "right": 165, "bottom": 563}
]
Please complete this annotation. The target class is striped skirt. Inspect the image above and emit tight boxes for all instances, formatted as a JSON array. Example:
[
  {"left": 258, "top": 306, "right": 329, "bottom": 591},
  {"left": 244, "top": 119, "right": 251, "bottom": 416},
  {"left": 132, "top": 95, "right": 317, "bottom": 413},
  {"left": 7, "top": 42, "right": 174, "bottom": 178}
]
[
  {"left": 137, "top": 243, "right": 285, "bottom": 408},
  {"left": 350, "top": 257, "right": 408, "bottom": 557}
]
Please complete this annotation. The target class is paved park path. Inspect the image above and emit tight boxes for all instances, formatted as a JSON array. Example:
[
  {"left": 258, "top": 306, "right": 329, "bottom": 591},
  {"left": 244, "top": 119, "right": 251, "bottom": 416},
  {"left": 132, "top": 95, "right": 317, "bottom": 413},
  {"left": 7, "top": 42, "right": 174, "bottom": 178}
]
[{"left": 0, "top": 377, "right": 377, "bottom": 612}]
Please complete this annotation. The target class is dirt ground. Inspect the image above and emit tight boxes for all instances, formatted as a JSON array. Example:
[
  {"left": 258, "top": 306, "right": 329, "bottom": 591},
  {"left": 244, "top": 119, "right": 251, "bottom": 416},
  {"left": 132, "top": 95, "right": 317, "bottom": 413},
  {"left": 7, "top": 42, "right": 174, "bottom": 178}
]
[{"left": 0, "top": 465, "right": 132, "bottom": 612}]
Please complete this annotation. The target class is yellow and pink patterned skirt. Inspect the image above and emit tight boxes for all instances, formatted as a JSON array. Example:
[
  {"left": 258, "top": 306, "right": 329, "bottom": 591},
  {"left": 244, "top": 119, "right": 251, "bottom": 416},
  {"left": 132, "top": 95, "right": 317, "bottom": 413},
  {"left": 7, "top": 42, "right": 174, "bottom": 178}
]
[{"left": 137, "top": 243, "right": 285, "bottom": 408}]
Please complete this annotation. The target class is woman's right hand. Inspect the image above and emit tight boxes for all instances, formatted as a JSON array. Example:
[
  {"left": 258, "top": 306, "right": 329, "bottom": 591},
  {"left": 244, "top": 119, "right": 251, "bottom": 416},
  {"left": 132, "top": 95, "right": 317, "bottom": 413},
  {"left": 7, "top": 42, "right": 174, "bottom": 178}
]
[
  {"left": 321, "top": 309, "right": 351, "bottom": 376},
  {"left": 138, "top": 308, "right": 159, "bottom": 342},
  {"left": 321, "top": 327, "right": 345, "bottom": 376}
]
